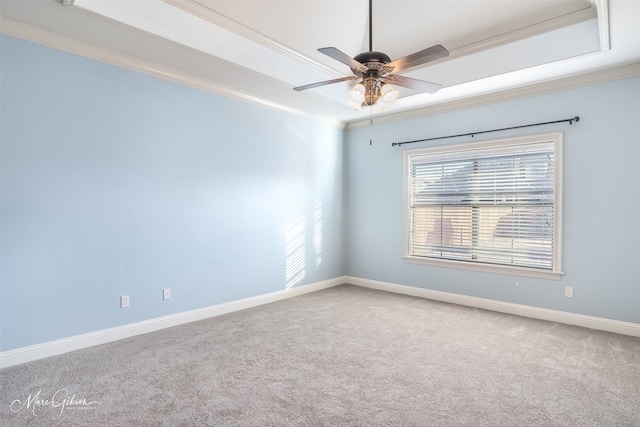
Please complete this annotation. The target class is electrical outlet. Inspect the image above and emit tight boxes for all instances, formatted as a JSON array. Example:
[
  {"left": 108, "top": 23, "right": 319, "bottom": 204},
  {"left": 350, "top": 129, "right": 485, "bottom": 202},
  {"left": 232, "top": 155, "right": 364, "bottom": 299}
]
[
  {"left": 120, "top": 295, "right": 130, "bottom": 308},
  {"left": 564, "top": 287, "right": 573, "bottom": 298},
  {"left": 163, "top": 288, "right": 171, "bottom": 300}
]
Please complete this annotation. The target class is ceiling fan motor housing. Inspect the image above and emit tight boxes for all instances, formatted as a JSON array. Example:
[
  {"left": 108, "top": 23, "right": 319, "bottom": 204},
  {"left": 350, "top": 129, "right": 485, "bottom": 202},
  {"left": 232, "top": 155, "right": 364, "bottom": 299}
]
[
  {"left": 351, "top": 51, "right": 392, "bottom": 74},
  {"left": 350, "top": 52, "right": 394, "bottom": 105}
]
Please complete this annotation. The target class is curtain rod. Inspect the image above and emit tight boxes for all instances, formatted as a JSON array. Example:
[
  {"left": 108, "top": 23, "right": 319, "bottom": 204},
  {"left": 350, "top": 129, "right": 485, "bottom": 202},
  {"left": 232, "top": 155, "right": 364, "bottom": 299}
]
[{"left": 391, "top": 116, "right": 580, "bottom": 147}]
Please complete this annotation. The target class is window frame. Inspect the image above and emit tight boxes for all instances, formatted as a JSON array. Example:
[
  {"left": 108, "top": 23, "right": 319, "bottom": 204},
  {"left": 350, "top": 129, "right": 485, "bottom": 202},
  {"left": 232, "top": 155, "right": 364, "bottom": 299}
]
[{"left": 403, "top": 132, "right": 564, "bottom": 280}]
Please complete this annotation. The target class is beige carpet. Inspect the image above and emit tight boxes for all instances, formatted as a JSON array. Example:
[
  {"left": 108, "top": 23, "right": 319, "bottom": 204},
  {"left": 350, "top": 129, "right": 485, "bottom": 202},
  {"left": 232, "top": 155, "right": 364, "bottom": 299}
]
[{"left": 2, "top": 284, "right": 639, "bottom": 426}]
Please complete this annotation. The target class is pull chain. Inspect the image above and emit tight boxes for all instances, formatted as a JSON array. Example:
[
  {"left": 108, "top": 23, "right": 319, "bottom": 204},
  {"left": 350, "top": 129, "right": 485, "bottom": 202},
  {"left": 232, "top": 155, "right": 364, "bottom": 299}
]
[{"left": 369, "top": 104, "right": 373, "bottom": 145}]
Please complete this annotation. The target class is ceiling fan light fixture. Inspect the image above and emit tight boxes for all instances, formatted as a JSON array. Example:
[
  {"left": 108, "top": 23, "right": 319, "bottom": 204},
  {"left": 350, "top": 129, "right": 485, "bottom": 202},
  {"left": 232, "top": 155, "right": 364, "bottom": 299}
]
[
  {"left": 380, "top": 84, "right": 399, "bottom": 104},
  {"left": 348, "top": 83, "right": 366, "bottom": 104},
  {"left": 375, "top": 100, "right": 393, "bottom": 112}
]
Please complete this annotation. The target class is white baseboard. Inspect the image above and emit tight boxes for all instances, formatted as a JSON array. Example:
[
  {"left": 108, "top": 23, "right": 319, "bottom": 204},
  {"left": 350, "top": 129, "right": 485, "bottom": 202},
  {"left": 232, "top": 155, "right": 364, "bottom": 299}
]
[
  {"left": 0, "top": 277, "right": 345, "bottom": 369},
  {"left": 4, "top": 276, "right": 637, "bottom": 368},
  {"left": 345, "top": 276, "right": 640, "bottom": 337}
]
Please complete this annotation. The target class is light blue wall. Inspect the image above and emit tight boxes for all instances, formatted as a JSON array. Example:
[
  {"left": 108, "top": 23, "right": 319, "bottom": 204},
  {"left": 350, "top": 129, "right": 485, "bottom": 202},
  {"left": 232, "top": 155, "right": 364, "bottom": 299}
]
[
  {"left": 2, "top": 34, "right": 639, "bottom": 353},
  {"left": 1, "top": 35, "right": 346, "bottom": 351},
  {"left": 346, "top": 76, "right": 640, "bottom": 324}
]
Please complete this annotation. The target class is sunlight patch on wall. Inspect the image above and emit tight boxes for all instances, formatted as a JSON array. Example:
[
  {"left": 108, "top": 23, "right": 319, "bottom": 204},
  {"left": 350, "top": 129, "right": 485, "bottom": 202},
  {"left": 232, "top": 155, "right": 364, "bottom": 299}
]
[
  {"left": 314, "top": 204, "right": 322, "bottom": 266},
  {"left": 285, "top": 216, "right": 305, "bottom": 289}
]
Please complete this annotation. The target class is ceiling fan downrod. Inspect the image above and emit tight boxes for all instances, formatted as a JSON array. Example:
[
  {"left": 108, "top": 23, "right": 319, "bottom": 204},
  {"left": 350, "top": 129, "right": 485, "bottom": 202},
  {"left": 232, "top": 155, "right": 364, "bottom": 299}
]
[{"left": 369, "top": 0, "right": 373, "bottom": 52}]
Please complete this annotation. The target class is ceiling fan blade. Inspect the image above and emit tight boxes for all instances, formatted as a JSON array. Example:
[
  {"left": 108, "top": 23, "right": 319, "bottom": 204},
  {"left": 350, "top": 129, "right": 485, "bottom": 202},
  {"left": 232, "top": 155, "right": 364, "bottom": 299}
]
[
  {"left": 386, "top": 75, "right": 442, "bottom": 94},
  {"left": 386, "top": 44, "right": 449, "bottom": 73},
  {"left": 293, "top": 76, "right": 359, "bottom": 92},
  {"left": 318, "top": 47, "right": 368, "bottom": 73}
]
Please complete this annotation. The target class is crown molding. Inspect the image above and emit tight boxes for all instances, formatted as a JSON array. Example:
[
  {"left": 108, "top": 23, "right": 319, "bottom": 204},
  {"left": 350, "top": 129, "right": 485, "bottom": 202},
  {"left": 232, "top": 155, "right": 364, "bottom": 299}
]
[
  {"left": 344, "top": 61, "right": 640, "bottom": 130},
  {"left": 0, "top": 17, "right": 346, "bottom": 129},
  {"left": 594, "top": 0, "right": 610, "bottom": 52},
  {"left": 170, "top": 0, "right": 596, "bottom": 77},
  {"left": 162, "top": 0, "right": 344, "bottom": 79},
  {"left": 443, "top": 5, "right": 597, "bottom": 66},
  {"left": 2, "top": 0, "right": 629, "bottom": 133}
]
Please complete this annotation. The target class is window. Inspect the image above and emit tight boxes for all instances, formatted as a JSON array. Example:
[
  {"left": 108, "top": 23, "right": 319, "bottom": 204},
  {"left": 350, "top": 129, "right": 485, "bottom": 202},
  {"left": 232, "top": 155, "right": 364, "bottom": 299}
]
[{"left": 403, "top": 132, "right": 563, "bottom": 280}]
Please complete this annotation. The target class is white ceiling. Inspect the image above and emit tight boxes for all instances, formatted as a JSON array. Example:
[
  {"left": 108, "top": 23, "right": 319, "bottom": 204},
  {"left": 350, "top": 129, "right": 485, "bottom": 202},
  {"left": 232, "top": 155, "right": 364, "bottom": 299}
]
[{"left": 2, "top": 0, "right": 639, "bottom": 128}]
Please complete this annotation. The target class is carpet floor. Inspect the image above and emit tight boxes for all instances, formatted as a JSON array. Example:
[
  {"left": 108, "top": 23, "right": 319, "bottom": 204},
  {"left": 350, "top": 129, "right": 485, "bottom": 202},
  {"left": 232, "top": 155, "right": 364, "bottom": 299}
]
[{"left": 1, "top": 284, "right": 639, "bottom": 426}]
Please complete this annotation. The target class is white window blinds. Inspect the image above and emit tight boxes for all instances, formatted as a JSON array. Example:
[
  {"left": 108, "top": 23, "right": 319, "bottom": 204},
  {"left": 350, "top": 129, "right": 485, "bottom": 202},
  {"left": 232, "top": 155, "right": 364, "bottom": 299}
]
[{"left": 405, "top": 133, "right": 563, "bottom": 277}]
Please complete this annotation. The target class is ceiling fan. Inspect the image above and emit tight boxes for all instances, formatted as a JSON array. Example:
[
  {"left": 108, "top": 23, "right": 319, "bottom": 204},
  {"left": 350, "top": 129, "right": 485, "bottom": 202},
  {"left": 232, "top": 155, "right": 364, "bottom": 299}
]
[{"left": 293, "top": 0, "right": 449, "bottom": 111}]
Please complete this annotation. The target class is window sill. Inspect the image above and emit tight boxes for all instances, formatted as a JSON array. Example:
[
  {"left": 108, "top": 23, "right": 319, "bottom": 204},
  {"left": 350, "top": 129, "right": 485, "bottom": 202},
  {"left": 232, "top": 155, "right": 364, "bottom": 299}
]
[{"left": 402, "top": 256, "right": 564, "bottom": 281}]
